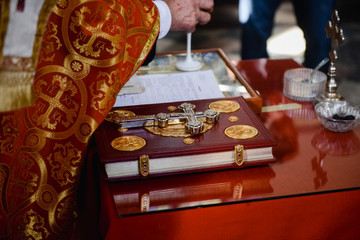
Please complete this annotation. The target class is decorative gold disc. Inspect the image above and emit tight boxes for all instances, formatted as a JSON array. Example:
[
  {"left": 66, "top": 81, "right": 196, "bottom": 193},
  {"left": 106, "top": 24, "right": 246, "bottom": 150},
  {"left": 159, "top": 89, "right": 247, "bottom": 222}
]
[
  {"left": 209, "top": 100, "right": 240, "bottom": 113},
  {"left": 118, "top": 127, "right": 128, "bottom": 132},
  {"left": 111, "top": 136, "right": 146, "bottom": 151},
  {"left": 106, "top": 110, "right": 136, "bottom": 123},
  {"left": 183, "top": 138, "right": 195, "bottom": 144},
  {"left": 167, "top": 106, "right": 177, "bottom": 112},
  {"left": 224, "top": 125, "right": 258, "bottom": 139},
  {"left": 228, "top": 116, "right": 239, "bottom": 122}
]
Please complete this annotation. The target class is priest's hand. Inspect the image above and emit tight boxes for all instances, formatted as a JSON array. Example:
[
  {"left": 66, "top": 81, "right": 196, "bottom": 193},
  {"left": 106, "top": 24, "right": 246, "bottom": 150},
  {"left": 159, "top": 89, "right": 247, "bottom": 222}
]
[{"left": 162, "top": 0, "right": 214, "bottom": 32}]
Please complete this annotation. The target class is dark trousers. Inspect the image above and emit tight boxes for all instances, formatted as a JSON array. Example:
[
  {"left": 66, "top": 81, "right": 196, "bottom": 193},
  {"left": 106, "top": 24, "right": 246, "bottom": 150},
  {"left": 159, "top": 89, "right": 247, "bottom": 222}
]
[{"left": 241, "top": 0, "right": 335, "bottom": 71}]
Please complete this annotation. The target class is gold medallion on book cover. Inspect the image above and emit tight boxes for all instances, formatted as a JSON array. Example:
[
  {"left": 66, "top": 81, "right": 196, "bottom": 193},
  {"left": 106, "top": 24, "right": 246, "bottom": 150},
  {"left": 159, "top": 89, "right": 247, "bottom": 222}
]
[
  {"left": 111, "top": 136, "right": 146, "bottom": 151},
  {"left": 209, "top": 100, "right": 240, "bottom": 113},
  {"left": 224, "top": 125, "right": 258, "bottom": 139},
  {"left": 106, "top": 110, "right": 136, "bottom": 123}
]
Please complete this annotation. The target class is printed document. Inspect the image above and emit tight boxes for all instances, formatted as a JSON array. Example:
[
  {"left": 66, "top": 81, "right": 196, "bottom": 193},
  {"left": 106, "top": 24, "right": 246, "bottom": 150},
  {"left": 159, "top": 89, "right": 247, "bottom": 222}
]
[{"left": 114, "top": 69, "right": 224, "bottom": 107}]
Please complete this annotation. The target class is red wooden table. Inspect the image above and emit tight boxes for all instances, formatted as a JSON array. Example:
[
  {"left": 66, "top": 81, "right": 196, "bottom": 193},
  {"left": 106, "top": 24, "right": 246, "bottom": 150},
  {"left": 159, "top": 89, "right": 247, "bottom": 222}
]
[{"left": 95, "top": 58, "right": 360, "bottom": 240}]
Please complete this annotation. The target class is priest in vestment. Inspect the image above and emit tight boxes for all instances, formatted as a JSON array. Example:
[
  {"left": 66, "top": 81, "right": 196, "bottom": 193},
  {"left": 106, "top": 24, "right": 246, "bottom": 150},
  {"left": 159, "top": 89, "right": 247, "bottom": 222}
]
[{"left": 0, "top": 0, "right": 159, "bottom": 239}]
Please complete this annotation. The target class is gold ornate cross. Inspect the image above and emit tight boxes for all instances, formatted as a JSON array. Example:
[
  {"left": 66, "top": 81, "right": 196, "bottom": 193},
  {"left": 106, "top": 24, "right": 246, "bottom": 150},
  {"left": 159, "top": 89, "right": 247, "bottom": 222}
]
[
  {"left": 314, "top": 9, "right": 346, "bottom": 102},
  {"left": 106, "top": 102, "right": 220, "bottom": 135},
  {"left": 326, "top": 10, "right": 345, "bottom": 63}
]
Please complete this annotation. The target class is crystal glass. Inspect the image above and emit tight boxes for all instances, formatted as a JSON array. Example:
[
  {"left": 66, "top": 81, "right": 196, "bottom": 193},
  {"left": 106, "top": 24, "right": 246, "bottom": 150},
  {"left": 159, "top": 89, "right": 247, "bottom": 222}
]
[
  {"left": 314, "top": 101, "right": 360, "bottom": 132},
  {"left": 283, "top": 68, "right": 327, "bottom": 102}
]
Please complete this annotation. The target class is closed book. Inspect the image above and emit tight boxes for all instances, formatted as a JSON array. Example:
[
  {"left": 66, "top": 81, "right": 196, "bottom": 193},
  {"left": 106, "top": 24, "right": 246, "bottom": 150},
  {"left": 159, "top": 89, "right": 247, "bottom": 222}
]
[{"left": 95, "top": 96, "right": 276, "bottom": 181}]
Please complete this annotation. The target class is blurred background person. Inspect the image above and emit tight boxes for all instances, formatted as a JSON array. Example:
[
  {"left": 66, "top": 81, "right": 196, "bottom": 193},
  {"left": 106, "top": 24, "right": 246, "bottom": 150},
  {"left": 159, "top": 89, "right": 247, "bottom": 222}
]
[{"left": 239, "top": 0, "right": 335, "bottom": 72}]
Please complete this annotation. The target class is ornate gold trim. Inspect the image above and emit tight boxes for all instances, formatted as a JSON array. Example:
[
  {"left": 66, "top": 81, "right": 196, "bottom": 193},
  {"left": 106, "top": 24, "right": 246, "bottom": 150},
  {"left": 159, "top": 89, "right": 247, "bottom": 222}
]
[
  {"left": 0, "top": 68, "right": 35, "bottom": 112},
  {"left": 32, "top": 0, "right": 58, "bottom": 65},
  {"left": 0, "top": 0, "right": 10, "bottom": 60},
  {"left": 132, "top": 12, "right": 160, "bottom": 76}
]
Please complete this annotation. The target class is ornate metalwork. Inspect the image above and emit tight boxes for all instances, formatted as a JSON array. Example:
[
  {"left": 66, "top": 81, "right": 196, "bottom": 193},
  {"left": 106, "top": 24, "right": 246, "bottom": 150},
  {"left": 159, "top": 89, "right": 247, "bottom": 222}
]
[
  {"left": 139, "top": 155, "right": 150, "bottom": 177},
  {"left": 315, "top": 9, "right": 345, "bottom": 103},
  {"left": 106, "top": 102, "right": 219, "bottom": 135},
  {"left": 234, "top": 145, "right": 245, "bottom": 167}
]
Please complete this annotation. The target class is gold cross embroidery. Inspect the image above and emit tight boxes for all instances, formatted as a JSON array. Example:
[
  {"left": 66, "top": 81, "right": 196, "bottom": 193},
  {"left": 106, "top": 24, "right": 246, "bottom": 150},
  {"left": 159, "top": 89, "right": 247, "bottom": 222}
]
[
  {"left": 70, "top": 5, "right": 124, "bottom": 58},
  {"left": 32, "top": 75, "right": 80, "bottom": 130}
]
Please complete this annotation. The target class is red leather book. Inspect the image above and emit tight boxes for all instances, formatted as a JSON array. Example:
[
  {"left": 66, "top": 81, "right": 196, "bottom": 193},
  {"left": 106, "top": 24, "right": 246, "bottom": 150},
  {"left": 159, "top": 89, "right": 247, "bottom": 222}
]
[{"left": 95, "top": 96, "right": 276, "bottom": 181}]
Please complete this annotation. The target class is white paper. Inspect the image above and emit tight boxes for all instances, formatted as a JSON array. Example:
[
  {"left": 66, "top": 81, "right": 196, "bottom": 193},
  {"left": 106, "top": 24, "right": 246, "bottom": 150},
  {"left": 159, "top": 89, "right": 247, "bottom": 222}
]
[{"left": 114, "top": 69, "right": 224, "bottom": 107}]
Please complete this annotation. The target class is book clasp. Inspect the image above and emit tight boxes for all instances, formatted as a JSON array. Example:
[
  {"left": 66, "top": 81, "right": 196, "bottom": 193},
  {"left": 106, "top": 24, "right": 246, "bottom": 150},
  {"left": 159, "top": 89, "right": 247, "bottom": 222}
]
[
  {"left": 234, "top": 145, "right": 245, "bottom": 166},
  {"left": 139, "top": 155, "right": 150, "bottom": 177}
]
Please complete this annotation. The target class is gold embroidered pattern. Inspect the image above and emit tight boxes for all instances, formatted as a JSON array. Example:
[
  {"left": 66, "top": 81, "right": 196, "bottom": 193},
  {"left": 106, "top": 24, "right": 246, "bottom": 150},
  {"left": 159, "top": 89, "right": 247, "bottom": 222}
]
[
  {"left": 63, "top": 54, "right": 91, "bottom": 79},
  {"left": 23, "top": 130, "right": 47, "bottom": 152},
  {"left": 32, "top": 75, "right": 79, "bottom": 130},
  {"left": 90, "top": 69, "right": 121, "bottom": 113},
  {"left": 0, "top": 115, "right": 19, "bottom": 155},
  {"left": 70, "top": 5, "right": 125, "bottom": 58},
  {"left": 0, "top": 163, "right": 9, "bottom": 208},
  {"left": 9, "top": 153, "right": 39, "bottom": 200},
  {"left": 57, "top": 197, "right": 76, "bottom": 220},
  {"left": 0, "top": 0, "right": 160, "bottom": 238},
  {"left": 38, "top": 22, "right": 62, "bottom": 64},
  {"left": 22, "top": 209, "right": 50, "bottom": 240},
  {"left": 26, "top": 134, "right": 40, "bottom": 147},
  {"left": 74, "top": 116, "right": 98, "bottom": 144},
  {"left": 48, "top": 143, "right": 81, "bottom": 186},
  {"left": 80, "top": 122, "right": 91, "bottom": 136},
  {"left": 71, "top": 60, "right": 83, "bottom": 72},
  {"left": 36, "top": 184, "right": 58, "bottom": 211},
  {"left": 57, "top": 0, "right": 69, "bottom": 9}
]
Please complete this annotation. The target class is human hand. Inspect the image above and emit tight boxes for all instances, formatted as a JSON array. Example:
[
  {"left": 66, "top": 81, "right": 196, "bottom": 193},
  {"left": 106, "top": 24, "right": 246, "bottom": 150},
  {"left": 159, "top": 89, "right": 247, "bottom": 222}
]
[{"left": 162, "top": 0, "right": 214, "bottom": 32}]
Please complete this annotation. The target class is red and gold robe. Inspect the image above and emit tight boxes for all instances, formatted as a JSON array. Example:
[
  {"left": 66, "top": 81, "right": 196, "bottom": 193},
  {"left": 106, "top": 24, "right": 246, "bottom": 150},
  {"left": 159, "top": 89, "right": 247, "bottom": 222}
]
[{"left": 0, "top": 0, "right": 159, "bottom": 239}]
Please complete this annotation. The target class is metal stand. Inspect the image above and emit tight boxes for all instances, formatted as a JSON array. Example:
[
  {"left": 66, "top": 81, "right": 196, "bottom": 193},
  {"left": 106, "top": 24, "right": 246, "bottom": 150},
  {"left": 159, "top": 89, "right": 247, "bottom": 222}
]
[{"left": 314, "top": 10, "right": 345, "bottom": 104}]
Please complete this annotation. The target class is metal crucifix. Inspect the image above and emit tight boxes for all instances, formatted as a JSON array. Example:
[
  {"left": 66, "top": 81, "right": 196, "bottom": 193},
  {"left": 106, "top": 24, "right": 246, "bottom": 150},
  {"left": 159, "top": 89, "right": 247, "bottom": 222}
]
[
  {"left": 326, "top": 10, "right": 345, "bottom": 63},
  {"left": 106, "top": 102, "right": 220, "bottom": 135},
  {"left": 315, "top": 9, "right": 345, "bottom": 103}
]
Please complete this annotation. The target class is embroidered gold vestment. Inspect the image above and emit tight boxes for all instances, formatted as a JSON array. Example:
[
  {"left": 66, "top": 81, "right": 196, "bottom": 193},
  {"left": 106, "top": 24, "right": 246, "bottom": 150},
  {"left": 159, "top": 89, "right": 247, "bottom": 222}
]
[{"left": 0, "top": 0, "right": 159, "bottom": 239}]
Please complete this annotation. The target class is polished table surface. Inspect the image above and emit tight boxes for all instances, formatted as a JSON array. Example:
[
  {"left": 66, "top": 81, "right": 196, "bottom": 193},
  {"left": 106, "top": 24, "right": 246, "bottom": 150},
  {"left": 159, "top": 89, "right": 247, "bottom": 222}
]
[{"left": 97, "top": 58, "right": 360, "bottom": 240}]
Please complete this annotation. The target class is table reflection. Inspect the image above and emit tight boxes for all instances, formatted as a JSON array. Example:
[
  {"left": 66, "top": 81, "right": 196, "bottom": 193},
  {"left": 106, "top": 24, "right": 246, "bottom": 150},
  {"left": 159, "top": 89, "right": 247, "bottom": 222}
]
[
  {"left": 310, "top": 129, "right": 360, "bottom": 189},
  {"left": 311, "top": 128, "right": 360, "bottom": 156},
  {"left": 110, "top": 166, "right": 275, "bottom": 216}
]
